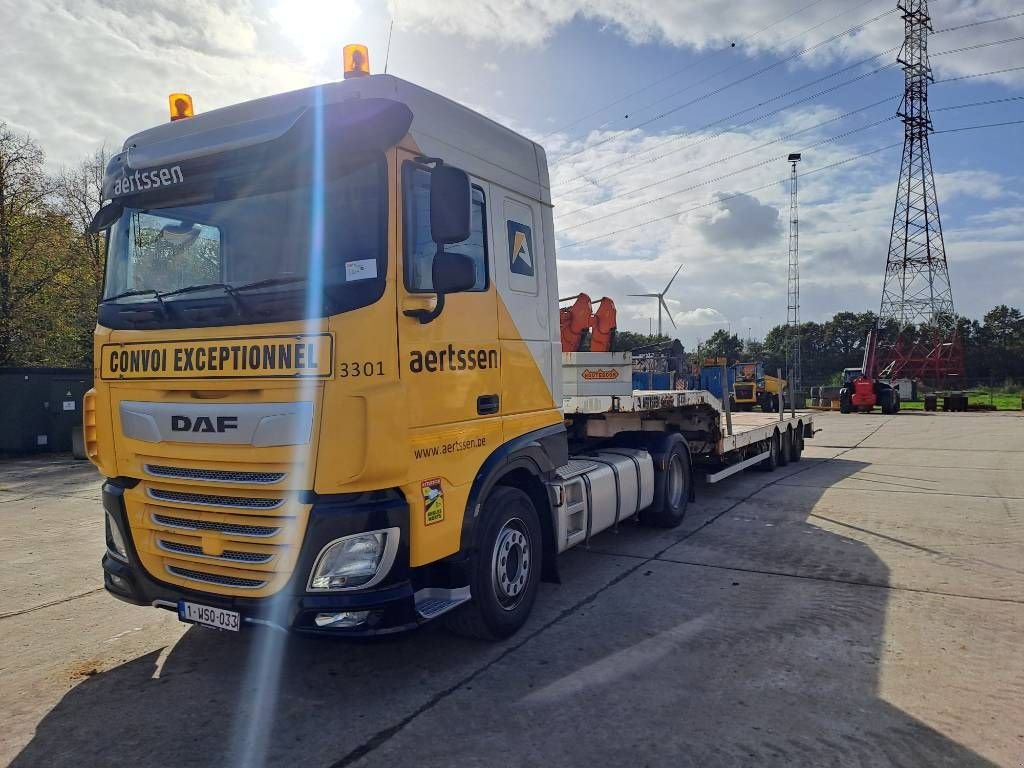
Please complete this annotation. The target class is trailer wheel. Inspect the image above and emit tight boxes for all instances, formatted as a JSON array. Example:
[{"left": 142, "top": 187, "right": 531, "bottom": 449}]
[
  {"left": 445, "top": 486, "right": 542, "bottom": 641},
  {"left": 790, "top": 427, "right": 803, "bottom": 462},
  {"left": 760, "top": 434, "right": 780, "bottom": 471},
  {"left": 778, "top": 428, "right": 791, "bottom": 466},
  {"left": 640, "top": 435, "right": 691, "bottom": 529}
]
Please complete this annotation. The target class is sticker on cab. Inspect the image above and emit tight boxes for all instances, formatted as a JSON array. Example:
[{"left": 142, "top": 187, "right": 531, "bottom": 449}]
[
  {"left": 422, "top": 478, "right": 444, "bottom": 525},
  {"left": 345, "top": 259, "right": 377, "bottom": 281}
]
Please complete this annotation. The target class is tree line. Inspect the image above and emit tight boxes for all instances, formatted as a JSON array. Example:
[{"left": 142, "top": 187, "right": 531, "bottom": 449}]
[
  {"left": 0, "top": 121, "right": 105, "bottom": 367},
  {"left": 675, "top": 308, "right": 1024, "bottom": 387}
]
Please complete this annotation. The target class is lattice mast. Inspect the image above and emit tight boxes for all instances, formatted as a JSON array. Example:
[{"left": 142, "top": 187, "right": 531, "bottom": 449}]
[
  {"left": 786, "top": 153, "right": 802, "bottom": 390},
  {"left": 876, "top": 0, "right": 963, "bottom": 380}
]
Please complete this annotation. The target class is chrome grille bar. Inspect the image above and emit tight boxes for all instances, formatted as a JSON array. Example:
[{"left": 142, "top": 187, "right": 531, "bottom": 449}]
[{"left": 145, "top": 464, "right": 286, "bottom": 485}]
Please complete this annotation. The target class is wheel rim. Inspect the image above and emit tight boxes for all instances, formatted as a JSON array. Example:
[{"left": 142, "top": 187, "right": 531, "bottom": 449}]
[
  {"left": 666, "top": 453, "right": 685, "bottom": 508},
  {"left": 491, "top": 517, "right": 531, "bottom": 611}
]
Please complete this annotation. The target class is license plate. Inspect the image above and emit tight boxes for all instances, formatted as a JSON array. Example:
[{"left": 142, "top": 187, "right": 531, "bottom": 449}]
[{"left": 178, "top": 601, "right": 240, "bottom": 632}]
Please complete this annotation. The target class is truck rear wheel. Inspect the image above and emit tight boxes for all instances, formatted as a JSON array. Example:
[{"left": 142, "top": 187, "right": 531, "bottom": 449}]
[
  {"left": 445, "top": 486, "right": 542, "bottom": 641},
  {"left": 640, "top": 435, "right": 691, "bottom": 529}
]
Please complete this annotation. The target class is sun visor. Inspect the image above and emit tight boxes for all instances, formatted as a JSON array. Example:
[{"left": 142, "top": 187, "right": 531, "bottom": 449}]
[{"left": 104, "top": 98, "right": 413, "bottom": 201}]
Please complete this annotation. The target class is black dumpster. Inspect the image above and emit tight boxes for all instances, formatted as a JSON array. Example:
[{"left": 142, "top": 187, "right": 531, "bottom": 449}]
[{"left": 0, "top": 368, "right": 92, "bottom": 454}]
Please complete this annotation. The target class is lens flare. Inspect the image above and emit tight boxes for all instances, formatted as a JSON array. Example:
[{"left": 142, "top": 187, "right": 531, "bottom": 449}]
[{"left": 229, "top": 85, "right": 327, "bottom": 768}]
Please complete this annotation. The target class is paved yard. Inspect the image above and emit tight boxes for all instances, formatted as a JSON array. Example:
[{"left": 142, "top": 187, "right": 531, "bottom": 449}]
[{"left": 1, "top": 411, "right": 1022, "bottom": 767}]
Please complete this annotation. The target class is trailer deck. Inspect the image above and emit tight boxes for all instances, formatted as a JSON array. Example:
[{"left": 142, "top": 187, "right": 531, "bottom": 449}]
[{"left": 564, "top": 389, "right": 813, "bottom": 457}]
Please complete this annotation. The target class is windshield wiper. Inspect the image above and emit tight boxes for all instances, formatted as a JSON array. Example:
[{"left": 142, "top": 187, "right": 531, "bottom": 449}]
[
  {"left": 101, "top": 288, "right": 168, "bottom": 317},
  {"left": 232, "top": 276, "right": 308, "bottom": 293},
  {"left": 160, "top": 282, "right": 249, "bottom": 315}
]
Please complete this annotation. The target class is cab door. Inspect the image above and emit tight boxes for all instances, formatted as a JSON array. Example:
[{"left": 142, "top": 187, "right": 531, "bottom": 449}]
[{"left": 396, "top": 151, "right": 500, "bottom": 564}]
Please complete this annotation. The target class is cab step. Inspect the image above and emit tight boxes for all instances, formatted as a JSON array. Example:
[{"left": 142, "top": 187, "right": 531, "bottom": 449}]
[{"left": 414, "top": 586, "right": 471, "bottom": 619}]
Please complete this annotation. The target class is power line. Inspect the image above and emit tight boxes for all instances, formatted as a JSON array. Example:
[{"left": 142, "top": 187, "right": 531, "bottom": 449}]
[
  {"left": 932, "top": 95, "right": 1024, "bottom": 112},
  {"left": 558, "top": 144, "right": 901, "bottom": 250},
  {"left": 551, "top": 2, "right": 899, "bottom": 169},
  {"left": 557, "top": 96, "right": 901, "bottom": 219},
  {"left": 554, "top": 34, "right": 1024, "bottom": 195},
  {"left": 934, "top": 118, "right": 1024, "bottom": 134},
  {"left": 933, "top": 10, "right": 1024, "bottom": 34},
  {"left": 556, "top": 120, "right": 1024, "bottom": 250},
  {"left": 933, "top": 64, "right": 1024, "bottom": 83},
  {"left": 931, "top": 34, "right": 1024, "bottom": 58},
  {"left": 540, "top": 0, "right": 833, "bottom": 140},
  {"left": 558, "top": 117, "right": 894, "bottom": 232},
  {"left": 555, "top": 54, "right": 898, "bottom": 193}
]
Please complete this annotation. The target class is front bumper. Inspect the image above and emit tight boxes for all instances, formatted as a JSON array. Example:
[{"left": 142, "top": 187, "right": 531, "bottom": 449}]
[{"left": 101, "top": 480, "right": 428, "bottom": 636}]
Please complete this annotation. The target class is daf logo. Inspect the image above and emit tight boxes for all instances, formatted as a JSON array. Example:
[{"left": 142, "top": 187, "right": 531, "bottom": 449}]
[{"left": 171, "top": 415, "right": 239, "bottom": 433}]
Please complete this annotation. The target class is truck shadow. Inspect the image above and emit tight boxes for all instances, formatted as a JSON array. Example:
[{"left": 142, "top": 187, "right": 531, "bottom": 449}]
[{"left": 11, "top": 454, "right": 1000, "bottom": 767}]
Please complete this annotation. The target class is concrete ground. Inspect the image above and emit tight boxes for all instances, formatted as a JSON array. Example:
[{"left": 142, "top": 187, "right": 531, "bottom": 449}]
[{"left": 1, "top": 411, "right": 1022, "bottom": 767}]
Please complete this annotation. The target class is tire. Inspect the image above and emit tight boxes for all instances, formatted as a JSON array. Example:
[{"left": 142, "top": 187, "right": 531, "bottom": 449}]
[
  {"left": 778, "top": 427, "right": 791, "bottom": 466},
  {"left": 790, "top": 427, "right": 804, "bottom": 462},
  {"left": 639, "top": 434, "right": 691, "bottom": 528},
  {"left": 892, "top": 394, "right": 900, "bottom": 414},
  {"left": 445, "top": 486, "right": 542, "bottom": 640},
  {"left": 839, "top": 392, "right": 852, "bottom": 414},
  {"left": 760, "top": 434, "right": 780, "bottom": 472}
]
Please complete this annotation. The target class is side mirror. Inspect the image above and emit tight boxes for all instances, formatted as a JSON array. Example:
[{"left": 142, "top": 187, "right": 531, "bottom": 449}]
[
  {"left": 432, "top": 251, "right": 476, "bottom": 295},
  {"left": 87, "top": 201, "right": 124, "bottom": 233},
  {"left": 404, "top": 252, "right": 476, "bottom": 325},
  {"left": 430, "top": 165, "right": 470, "bottom": 244}
]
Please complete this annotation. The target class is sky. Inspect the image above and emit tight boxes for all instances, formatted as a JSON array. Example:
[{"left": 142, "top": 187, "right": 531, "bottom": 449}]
[{"left": 1, "top": 0, "right": 1022, "bottom": 348}]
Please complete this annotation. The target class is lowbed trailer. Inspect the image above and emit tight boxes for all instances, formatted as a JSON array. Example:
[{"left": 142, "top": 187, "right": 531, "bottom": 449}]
[
  {"left": 86, "top": 46, "right": 816, "bottom": 642},
  {"left": 564, "top": 387, "right": 811, "bottom": 484}
]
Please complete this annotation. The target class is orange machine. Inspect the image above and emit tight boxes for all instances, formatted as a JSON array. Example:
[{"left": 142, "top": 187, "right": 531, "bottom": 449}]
[{"left": 559, "top": 294, "right": 617, "bottom": 353}]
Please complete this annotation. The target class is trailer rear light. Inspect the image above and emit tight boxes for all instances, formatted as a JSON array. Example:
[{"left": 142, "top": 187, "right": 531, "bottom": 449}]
[
  {"left": 168, "top": 92, "right": 194, "bottom": 121},
  {"left": 343, "top": 44, "right": 370, "bottom": 79},
  {"left": 82, "top": 389, "right": 99, "bottom": 462}
]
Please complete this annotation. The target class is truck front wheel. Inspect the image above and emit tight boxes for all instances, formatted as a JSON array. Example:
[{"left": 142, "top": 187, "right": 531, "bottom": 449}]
[{"left": 445, "top": 486, "right": 542, "bottom": 640}]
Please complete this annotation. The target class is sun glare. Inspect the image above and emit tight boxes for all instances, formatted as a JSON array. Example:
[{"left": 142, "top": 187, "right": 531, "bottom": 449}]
[{"left": 272, "top": 0, "right": 364, "bottom": 61}]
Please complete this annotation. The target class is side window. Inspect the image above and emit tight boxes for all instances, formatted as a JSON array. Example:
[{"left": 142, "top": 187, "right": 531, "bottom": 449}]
[{"left": 403, "top": 163, "right": 488, "bottom": 292}]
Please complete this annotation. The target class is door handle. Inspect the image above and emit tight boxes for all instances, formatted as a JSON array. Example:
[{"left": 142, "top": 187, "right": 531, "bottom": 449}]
[{"left": 477, "top": 394, "right": 499, "bottom": 415}]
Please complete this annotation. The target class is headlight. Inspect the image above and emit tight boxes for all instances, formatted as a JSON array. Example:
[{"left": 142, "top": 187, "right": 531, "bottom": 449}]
[
  {"left": 308, "top": 528, "right": 399, "bottom": 591},
  {"left": 105, "top": 511, "right": 129, "bottom": 562}
]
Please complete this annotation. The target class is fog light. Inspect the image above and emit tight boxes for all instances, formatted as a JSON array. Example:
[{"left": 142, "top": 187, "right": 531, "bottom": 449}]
[
  {"left": 105, "top": 511, "right": 129, "bottom": 562},
  {"left": 314, "top": 610, "right": 370, "bottom": 628},
  {"left": 109, "top": 573, "right": 131, "bottom": 591},
  {"left": 308, "top": 528, "right": 399, "bottom": 591}
]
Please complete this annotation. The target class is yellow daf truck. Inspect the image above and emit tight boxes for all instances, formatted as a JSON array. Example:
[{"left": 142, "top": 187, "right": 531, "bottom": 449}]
[{"left": 87, "top": 47, "right": 813, "bottom": 639}]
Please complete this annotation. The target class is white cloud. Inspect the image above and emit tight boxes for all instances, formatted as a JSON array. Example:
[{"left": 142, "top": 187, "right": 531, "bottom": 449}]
[{"left": 395, "top": 0, "right": 1024, "bottom": 85}]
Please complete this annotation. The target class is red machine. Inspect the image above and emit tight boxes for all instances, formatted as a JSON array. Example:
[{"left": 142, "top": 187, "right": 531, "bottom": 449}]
[
  {"left": 839, "top": 327, "right": 900, "bottom": 414},
  {"left": 559, "top": 294, "right": 617, "bottom": 353}
]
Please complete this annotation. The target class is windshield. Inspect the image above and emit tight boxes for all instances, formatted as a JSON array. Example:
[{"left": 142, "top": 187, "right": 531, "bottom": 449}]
[{"left": 100, "top": 155, "right": 386, "bottom": 328}]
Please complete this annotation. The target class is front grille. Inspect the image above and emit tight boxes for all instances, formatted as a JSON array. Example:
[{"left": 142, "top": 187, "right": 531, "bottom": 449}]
[
  {"left": 735, "top": 386, "right": 755, "bottom": 399},
  {"left": 145, "top": 464, "right": 286, "bottom": 485},
  {"left": 158, "top": 539, "right": 273, "bottom": 564},
  {"left": 148, "top": 488, "right": 283, "bottom": 510},
  {"left": 166, "top": 565, "right": 266, "bottom": 589},
  {"left": 152, "top": 513, "right": 280, "bottom": 538}
]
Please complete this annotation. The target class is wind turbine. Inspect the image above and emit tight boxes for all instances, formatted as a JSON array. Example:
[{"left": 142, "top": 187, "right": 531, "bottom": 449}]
[{"left": 628, "top": 265, "right": 683, "bottom": 337}]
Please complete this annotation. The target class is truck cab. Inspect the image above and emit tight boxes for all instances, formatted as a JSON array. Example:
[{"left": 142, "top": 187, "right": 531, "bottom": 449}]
[{"left": 89, "top": 69, "right": 567, "bottom": 638}]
